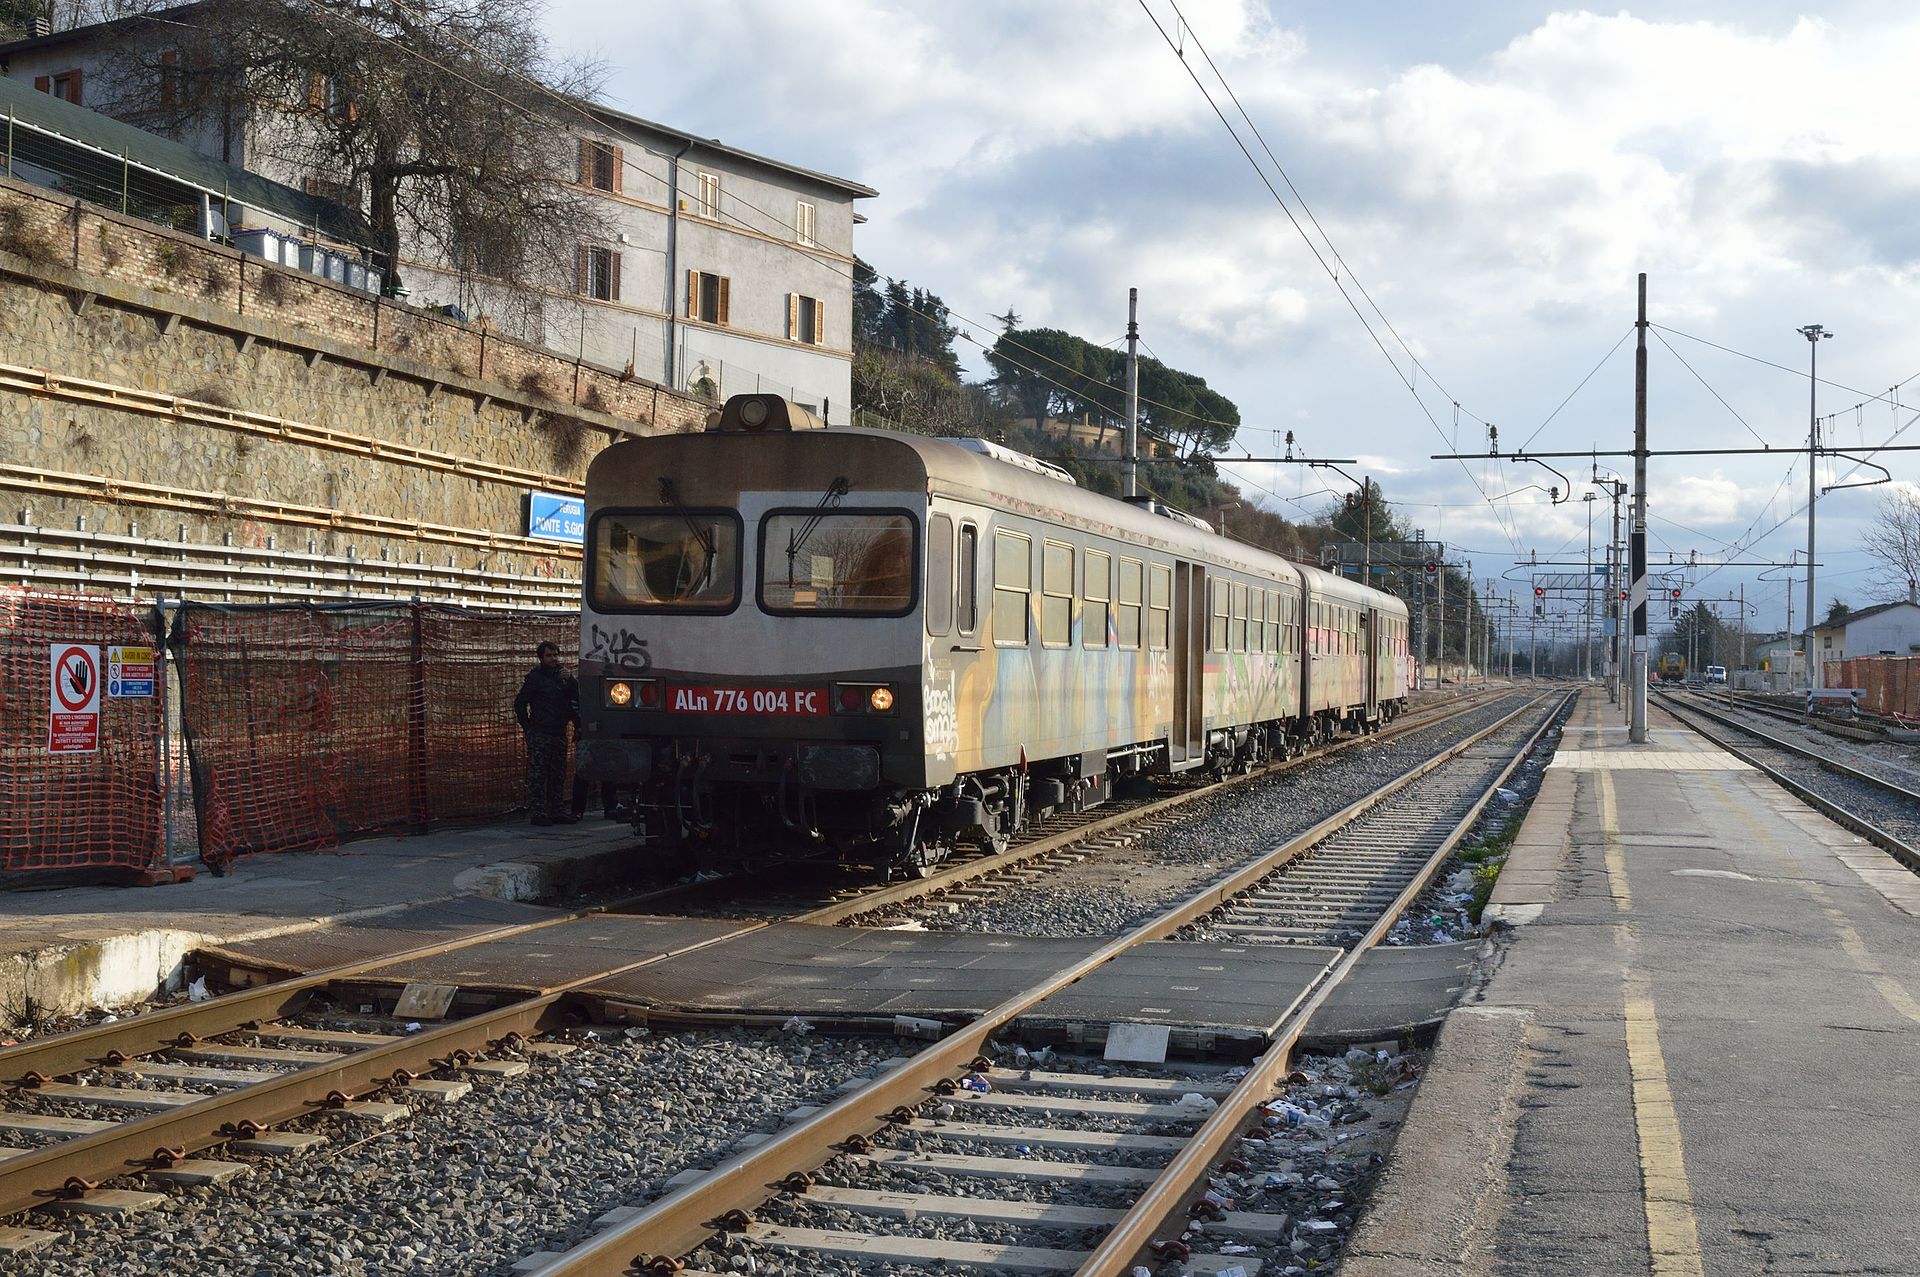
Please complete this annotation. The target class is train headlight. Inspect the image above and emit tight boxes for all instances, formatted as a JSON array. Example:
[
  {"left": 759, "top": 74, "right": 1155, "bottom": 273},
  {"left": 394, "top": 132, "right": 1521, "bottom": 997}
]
[
  {"left": 606, "top": 680, "right": 633, "bottom": 707},
  {"left": 868, "top": 686, "right": 895, "bottom": 712}
]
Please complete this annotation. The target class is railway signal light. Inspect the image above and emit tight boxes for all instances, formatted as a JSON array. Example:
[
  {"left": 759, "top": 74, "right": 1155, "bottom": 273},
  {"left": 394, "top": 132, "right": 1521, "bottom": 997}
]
[{"left": 1423, "top": 561, "right": 1437, "bottom": 575}]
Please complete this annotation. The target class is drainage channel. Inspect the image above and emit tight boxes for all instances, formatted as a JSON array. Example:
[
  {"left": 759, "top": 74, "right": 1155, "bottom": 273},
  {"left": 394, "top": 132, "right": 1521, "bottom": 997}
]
[{"left": 515, "top": 691, "right": 1571, "bottom": 1277}]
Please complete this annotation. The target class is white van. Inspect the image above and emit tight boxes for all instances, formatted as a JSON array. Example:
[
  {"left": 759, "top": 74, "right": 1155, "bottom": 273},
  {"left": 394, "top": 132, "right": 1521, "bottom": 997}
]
[{"left": 1705, "top": 665, "right": 1727, "bottom": 684}]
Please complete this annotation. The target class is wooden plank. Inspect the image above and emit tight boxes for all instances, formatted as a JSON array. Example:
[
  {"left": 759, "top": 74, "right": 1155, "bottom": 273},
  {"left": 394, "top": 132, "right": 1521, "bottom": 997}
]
[
  {"left": 0, "top": 1112, "right": 116, "bottom": 1137},
  {"left": 952, "top": 1090, "right": 1209, "bottom": 1120},
  {"left": 27, "top": 1082, "right": 201, "bottom": 1111},
  {"left": 106, "top": 1061, "right": 268, "bottom": 1086},
  {"left": 984, "top": 1068, "right": 1235, "bottom": 1098},
  {"left": 173, "top": 1043, "right": 342, "bottom": 1066},
  {"left": 854, "top": 1149, "right": 1156, "bottom": 1185},
  {"left": 911, "top": 1119, "right": 1189, "bottom": 1153},
  {"left": 255, "top": 1026, "right": 398, "bottom": 1048}
]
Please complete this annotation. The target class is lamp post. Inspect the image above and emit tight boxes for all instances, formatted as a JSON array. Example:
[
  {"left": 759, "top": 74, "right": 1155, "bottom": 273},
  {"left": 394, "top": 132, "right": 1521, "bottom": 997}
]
[{"left": 1799, "top": 323, "right": 1831, "bottom": 690}]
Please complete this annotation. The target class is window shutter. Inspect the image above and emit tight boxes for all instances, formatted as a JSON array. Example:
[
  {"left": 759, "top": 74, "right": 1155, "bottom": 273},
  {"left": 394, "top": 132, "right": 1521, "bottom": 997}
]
[
  {"left": 813, "top": 298, "right": 825, "bottom": 346},
  {"left": 577, "top": 138, "right": 591, "bottom": 184},
  {"left": 609, "top": 252, "right": 622, "bottom": 301},
  {"left": 160, "top": 49, "right": 178, "bottom": 107},
  {"left": 34, "top": 75, "right": 49, "bottom": 94},
  {"left": 308, "top": 73, "right": 325, "bottom": 110},
  {"left": 716, "top": 277, "right": 730, "bottom": 325},
  {"left": 611, "top": 146, "right": 624, "bottom": 194},
  {"left": 787, "top": 293, "right": 798, "bottom": 340},
  {"left": 67, "top": 68, "right": 82, "bottom": 105},
  {"left": 686, "top": 269, "right": 697, "bottom": 318},
  {"left": 574, "top": 245, "right": 589, "bottom": 296}
]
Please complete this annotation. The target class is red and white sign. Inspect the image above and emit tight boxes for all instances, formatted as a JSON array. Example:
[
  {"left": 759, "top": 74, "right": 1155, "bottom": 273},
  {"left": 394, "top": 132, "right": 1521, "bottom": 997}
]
[
  {"left": 49, "top": 643, "right": 101, "bottom": 754},
  {"left": 668, "top": 684, "right": 828, "bottom": 716}
]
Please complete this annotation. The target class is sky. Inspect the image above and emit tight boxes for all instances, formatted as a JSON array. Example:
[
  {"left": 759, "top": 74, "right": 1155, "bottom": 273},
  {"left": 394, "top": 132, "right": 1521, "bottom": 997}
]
[{"left": 548, "top": 1, "right": 1920, "bottom": 640}]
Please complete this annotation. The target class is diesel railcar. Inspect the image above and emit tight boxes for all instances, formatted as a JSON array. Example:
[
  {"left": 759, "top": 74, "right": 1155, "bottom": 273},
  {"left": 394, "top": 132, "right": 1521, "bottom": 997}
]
[{"left": 575, "top": 394, "right": 1410, "bottom": 873}]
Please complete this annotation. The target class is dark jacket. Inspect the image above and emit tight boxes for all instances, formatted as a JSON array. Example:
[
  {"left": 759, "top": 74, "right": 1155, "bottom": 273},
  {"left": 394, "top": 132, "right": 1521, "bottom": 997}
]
[{"left": 514, "top": 664, "right": 578, "bottom": 735}]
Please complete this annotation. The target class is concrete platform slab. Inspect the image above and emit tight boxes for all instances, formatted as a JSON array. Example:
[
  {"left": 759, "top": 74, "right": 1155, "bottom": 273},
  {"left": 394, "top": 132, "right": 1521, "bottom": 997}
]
[
  {"left": 1346, "top": 690, "right": 1920, "bottom": 1277},
  {"left": 0, "top": 818, "right": 643, "bottom": 1021},
  {"left": 1303, "top": 940, "right": 1480, "bottom": 1047}
]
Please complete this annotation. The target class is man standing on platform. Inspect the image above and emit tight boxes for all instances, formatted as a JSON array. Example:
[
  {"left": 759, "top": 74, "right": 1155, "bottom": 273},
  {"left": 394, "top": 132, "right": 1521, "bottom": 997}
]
[{"left": 514, "top": 641, "right": 578, "bottom": 826}]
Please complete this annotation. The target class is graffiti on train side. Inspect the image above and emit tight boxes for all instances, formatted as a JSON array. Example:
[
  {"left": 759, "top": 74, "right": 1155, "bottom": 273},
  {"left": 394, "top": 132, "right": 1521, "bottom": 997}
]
[
  {"left": 924, "top": 669, "right": 961, "bottom": 759},
  {"left": 585, "top": 624, "right": 652, "bottom": 670}
]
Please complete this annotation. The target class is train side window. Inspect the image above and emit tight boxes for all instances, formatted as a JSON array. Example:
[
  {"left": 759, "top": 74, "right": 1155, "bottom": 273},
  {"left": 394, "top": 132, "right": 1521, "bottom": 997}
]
[
  {"left": 1117, "top": 557, "right": 1144, "bottom": 649},
  {"left": 1266, "top": 591, "right": 1280, "bottom": 651},
  {"left": 957, "top": 524, "right": 978, "bottom": 635},
  {"left": 1232, "top": 582, "right": 1248, "bottom": 652},
  {"left": 1041, "top": 540, "right": 1073, "bottom": 648},
  {"left": 993, "top": 529, "right": 1032, "bottom": 646},
  {"left": 1210, "top": 579, "right": 1229, "bottom": 652},
  {"left": 1148, "top": 564, "right": 1171, "bottom": 650},
  {"left": 927, "top": 514, "right": 953, "bottom": 637},
  {"left": 1084, "top": 548, "right": 1111, "bottom": 649}
]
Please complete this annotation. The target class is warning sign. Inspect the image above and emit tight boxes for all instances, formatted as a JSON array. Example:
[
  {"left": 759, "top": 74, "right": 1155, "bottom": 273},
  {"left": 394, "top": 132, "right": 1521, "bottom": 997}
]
[
  {"left": 49, "top": 643, "right": 101, "bottom": 754},
  {"left": 107, "top": 644, "right": 155, "bottom": 698}
]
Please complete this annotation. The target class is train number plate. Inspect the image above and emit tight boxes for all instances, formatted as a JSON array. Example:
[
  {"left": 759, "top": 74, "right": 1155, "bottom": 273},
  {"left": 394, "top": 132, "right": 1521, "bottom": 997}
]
[{"left": 668, "top": 685, "right": 829, "bottom": 716}]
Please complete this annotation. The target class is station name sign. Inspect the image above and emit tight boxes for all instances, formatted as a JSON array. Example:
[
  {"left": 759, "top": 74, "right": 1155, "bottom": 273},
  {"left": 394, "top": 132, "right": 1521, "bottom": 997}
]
[{"left": 526, "top": 491, "right": 585, "bottom": 545}]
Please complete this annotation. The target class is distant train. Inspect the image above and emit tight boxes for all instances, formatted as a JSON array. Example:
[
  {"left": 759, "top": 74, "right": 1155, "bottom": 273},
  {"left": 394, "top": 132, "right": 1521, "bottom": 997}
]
[
  {"left": 1657, "top": 652, "right": 1687, "bottom": 682},
  {"left": 574, "top": 394, "right": 1412, "bottom": 874}
]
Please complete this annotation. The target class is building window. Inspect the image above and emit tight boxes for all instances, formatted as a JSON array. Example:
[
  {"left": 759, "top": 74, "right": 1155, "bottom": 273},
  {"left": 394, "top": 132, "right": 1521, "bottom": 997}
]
[
  {"left": 579, "top": 139, "right": 621, "bottom": 193},
  {"left": 686, "top": 270, "right": 730, "bottom": 324},
  {"left": 697, "top": 171, "right": 720, "bottom": 219},
  {"left": 788, "top": 294, "right": 825, "bottom": 345},
  {"left": 578, "top": 246, "right": 620, "bottom": 301},
  {"left": 36, "top": 69, "right": 83, "bottom": 105},
  {"left": 796, "top": 199, "right": 816, "bottom": 245}
]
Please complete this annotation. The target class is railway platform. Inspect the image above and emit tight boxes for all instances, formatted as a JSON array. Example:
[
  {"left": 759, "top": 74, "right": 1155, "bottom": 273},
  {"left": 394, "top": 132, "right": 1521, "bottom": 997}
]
[
  {"left": 1344, "top": 688, "right": 1920, "bottom": 1275},
  {"left": 0, "top": 818, "right": 639, "bottom": 1024}
]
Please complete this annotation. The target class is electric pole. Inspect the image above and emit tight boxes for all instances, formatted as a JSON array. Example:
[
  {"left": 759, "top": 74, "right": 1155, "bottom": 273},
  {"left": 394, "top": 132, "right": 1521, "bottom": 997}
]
[
  {"left": 1631, "top": 273, "right": 1650, "bottom": 743},
  {"left": 1799, "top": 323, "right": 1831, "bottom": 690},
  {"left": 1125, "top": 289, "right": 1140, "bottom": 500}
]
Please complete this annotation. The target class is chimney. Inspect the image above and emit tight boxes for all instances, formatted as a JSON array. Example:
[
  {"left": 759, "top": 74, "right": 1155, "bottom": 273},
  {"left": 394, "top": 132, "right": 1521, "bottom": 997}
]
[{"left": 26, "top": 15, "right": 52, "bottom": 37}]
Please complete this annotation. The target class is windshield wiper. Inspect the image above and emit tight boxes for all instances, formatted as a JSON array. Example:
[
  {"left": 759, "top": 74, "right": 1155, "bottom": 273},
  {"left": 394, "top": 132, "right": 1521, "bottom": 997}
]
[
  {"left": 785, "top": 476, "right": 850, "bottom": 586},
  {"left": 657, "top": 477, "right": 715, "bottom": 558}
]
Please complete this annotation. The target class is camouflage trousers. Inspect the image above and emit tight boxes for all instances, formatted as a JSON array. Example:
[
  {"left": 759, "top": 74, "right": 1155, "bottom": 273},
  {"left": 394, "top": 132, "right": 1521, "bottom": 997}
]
[{"left": 524, "top": 730, "right": 569, "bottom": 820}]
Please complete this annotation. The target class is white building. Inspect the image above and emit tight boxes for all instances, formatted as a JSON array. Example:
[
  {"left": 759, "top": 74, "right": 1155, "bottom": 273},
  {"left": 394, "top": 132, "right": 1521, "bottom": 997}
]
[
  {"left": 0, "top": 7, "right": 875, "bottom": 422},
  {"left": 1813, "top": 601, "right": 1920, "bottom": 663}
]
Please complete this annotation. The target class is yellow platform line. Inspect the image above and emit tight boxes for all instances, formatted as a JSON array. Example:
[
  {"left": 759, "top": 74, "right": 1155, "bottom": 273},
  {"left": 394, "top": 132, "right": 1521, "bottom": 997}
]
[{"left": 1599, "top": 770, "right": 1705, "bottom": 1275}]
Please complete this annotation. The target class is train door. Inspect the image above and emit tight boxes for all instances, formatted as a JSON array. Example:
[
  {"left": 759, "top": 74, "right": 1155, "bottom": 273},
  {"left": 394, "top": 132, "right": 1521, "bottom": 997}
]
[
  {"left": 1171, "top": 562, "right": 1205, "bottom": 766},
  {"left": 1363, "top": 606, "right": 1380, "bottom": 721}
]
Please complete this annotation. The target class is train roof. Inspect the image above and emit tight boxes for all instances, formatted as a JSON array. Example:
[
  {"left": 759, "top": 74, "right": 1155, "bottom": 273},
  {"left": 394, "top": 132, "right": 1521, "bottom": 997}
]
[{"left": 589, "top": 424, "right": 1407, "bottom": 617}]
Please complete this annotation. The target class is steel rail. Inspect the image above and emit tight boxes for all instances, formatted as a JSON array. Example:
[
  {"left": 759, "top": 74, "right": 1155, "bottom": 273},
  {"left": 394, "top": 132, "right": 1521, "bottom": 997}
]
[
  {"left": 1657, "top": 695, "right": 1920, "bottom": 874},
  {"left": 801, "top": 689, "right": 1516, "bottom": 926},
  {"left": 523, "top": 692, "right": 1559, "bottom": 1276},
  {"left": 1078, "top": 690, "right": 1572, "bottom": 1275},
  {"left": 0, "top": 899, "right": 779, "bottom": 1220}
]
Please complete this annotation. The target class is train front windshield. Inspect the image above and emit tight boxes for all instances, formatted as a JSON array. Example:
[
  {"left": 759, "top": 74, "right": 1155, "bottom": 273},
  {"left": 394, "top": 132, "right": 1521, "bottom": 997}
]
[
  {"left": 591, "top": 510, "right": 741, "bottom": 611},
  {"left": 758, "top": 510, "right": 916, "bottom": 615}
]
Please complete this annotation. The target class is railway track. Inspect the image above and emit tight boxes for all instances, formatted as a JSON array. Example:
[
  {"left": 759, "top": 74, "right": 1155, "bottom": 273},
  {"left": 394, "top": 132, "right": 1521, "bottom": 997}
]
[
  {"left": 0, "top": 686, "right": 1523, "bottom": 1255},
  {"left": 514, "top": 690, "right": 1572, "bottom": 1277},
  {"left": 1659, "top": 690, "right": 1920, "bottom": 872}
]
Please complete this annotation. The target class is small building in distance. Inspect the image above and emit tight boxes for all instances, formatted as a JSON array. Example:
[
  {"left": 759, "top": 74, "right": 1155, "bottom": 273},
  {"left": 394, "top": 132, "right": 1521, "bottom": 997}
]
[{"left": 1813, "top": 600, "right": 1920, "bottom": 666}]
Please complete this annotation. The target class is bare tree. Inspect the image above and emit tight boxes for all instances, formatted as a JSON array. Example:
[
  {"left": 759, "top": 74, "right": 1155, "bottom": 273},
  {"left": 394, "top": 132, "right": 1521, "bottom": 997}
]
[
  {"left": 1862, "top": 486, "right": 1920, "bottom": 604},
  {"left": 90, "top": 0, "right": 611, "bottom": 324}
]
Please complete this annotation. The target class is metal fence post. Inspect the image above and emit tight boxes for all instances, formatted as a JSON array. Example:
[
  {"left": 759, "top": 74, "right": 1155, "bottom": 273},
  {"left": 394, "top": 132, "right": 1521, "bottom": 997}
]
[
  {"left": 408, "top": 595, "right": 429, "bottom": 833},
  {"left": 121, "top": 148, "right": 129, "bottom": 215}
]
